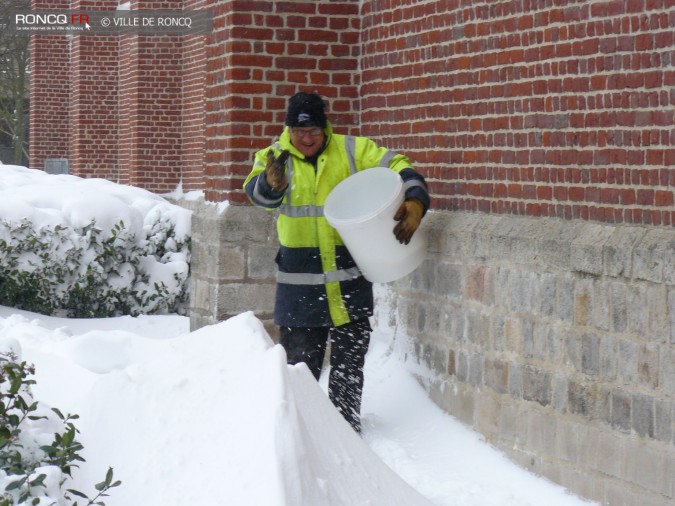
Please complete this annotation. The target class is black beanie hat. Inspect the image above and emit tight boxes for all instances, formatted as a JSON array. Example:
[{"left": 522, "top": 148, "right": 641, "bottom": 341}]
[{"left": 285, "top": 92, "right": 327, "bottom": 128}]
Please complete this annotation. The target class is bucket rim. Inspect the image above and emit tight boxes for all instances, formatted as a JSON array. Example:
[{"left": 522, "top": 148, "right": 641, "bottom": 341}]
[{"left": 324, "top": 167, "right": 402, "bottom": 226}]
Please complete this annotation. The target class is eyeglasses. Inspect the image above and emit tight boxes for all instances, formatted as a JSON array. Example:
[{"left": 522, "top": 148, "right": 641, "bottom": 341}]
[{"left": 290, "top": 127, "right": 323, "bottom": 138}]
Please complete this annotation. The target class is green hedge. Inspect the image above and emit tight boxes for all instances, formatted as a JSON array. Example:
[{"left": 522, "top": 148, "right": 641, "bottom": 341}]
[{"left": 0, "top": 218, "right": 190, "bottom": 318}]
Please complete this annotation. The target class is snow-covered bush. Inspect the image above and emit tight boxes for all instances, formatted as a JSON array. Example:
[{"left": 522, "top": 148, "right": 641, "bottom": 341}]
[{"left": 0, "top": 166, "right": 191, "bottom": 318}]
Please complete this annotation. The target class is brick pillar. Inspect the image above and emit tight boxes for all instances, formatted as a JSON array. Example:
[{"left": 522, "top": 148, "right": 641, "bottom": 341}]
[
  {"left": 118, "top": 0, "right": 184, "bottom": 192},
  {"left": 181, "top": 0, "right": 207, "bottom": 192},
  {"left": 70, "top": 0, "right": 119, "bottom": 181},
  {"left": 29, "top": 0, "right": 71, "bottom": 171}
]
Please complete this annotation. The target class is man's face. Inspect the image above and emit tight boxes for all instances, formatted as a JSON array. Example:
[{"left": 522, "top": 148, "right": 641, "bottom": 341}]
[{"left": 290, "top": 126, "right": 325, "bottom": 158}]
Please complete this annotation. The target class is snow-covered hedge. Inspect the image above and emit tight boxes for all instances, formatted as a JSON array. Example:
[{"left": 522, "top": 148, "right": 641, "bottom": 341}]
[{"left": 0, "top": 165, "right": 191, "bottom": 317}]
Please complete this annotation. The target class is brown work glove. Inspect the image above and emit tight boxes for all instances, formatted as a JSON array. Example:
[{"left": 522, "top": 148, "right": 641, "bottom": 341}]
[
  {"left": 393, "top": 198, "right": 424, "bottom": 245},
  {"left": 265, "top": 149, "right": 290, "bottom": 191}
]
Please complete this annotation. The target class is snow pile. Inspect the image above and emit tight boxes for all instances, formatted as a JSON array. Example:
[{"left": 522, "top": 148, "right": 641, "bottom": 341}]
[
  {"left": 0, "top": 165, "right": 191, "bottom": 316},
  {"left": 0, "top": 305, "right": 596, "bottom": 506},
  {"left": 1, "top": 310, "right": 432, "bottom": 505}
]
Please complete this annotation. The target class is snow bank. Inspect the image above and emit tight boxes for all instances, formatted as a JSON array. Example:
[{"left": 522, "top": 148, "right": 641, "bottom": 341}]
[{"left": 3, "top": 310, "right": 431, "bottom": 506}]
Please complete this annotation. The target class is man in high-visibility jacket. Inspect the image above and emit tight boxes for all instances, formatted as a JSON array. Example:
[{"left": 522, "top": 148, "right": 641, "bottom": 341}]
[{"left": 244, "top": 92, "right": 430, "bottom": 433}]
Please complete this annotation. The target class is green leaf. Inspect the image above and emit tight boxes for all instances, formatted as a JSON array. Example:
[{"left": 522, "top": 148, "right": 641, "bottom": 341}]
[
  {"left": 66, "top": 489, "right": 89, "bottom": 499},
  {"left": 5, "top": 475, "right": 27, "bottom": 490},
  {"left": 29, "top": 473, "right": 47, "bottom": 487}
]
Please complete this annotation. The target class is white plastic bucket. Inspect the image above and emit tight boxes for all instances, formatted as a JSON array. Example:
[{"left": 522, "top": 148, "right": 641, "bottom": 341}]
[{"left": 324, "top": 167, "right": 426, "bottom": 283}]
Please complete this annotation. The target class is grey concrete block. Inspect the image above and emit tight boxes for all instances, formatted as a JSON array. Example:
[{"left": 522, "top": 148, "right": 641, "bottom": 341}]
[
  {"left": 539, "top": 219, "right": 577, "bottom": 271},
  {"left": 660, "top": 346, "right": 675, "bottom": 395},
  {"left": 564, "top": 330, "right": 582, "bottom": 370},
  {"left": 604, "top": 226, "right": 647, "bottom": 278},
  {"left": 490, "top": 218, "right": 542, "bottom": 267},
  {"left": 647, "top": 284, "right": 669, "bottom": 342},
  {"left": 610, "top": 388, "right": 632, "bottom": 432},
  {"left": 509, "top": 271, "right": 539, "bottom": 315},
  {"left": 469, "top": 214, "right": 503, "bottom": 260},
  {"left": 638, "top": 343, "right": 659, "bottom": 389},
  {"left": 491, "top": 315, "right": 505, "bottom": 352},
  {"left": 556, "top": 418, "right": 586, "bottom": 464},
  {"left": 468, "top": 351, "right": 484, "bottom": 387},
  {"left": 625, "top": 440, "right": 674, "bottom": 498},
  {"left": 216, "top": 282, "right": 275, "bottom": 315},
  {"left": 508, "top": 363, "right": 522, "bottom": 399},
  {"left": 654, "top": 399, "right": 673, "bottom": 444},
  {"left": 571, "top": 223, "right": 614, "bottom": 275},
  {"left": 611, "top": 282, "right": 628, "bottom": 332},
  {"left": 574, "top": 278, "right": 593, "bottom": 326},
  {"left": 484, "top": 358, "right": 509, "bottom": 394},
  {"left": 456, "top": 349, "right": 469, "bottom": 382},
  {"left": 522, "top": 364, "right": 552, "bottom": 406},
  {"left": 632, "top": 392, "right": 655, "bottom": 438},
  {"left": 618, "top": 339, "right": 638, "bottom": 386},
  {"left": 633, "top": 229, "right": 671, "bottom": 283},
  {"left": 592, "top": 429, "right": 624, "bottom": 479},
  {"left": 525, "top": 408, "right": 556, "bottom": 455},
  {"left": 551, "top": 374, "right": 568, "bottom": 412},
  {"left": 247, "top": 244, "right": 278, "bottom": 280},
  {"left": 627, "top": 284, "right": 648, "bottom": 335},
  {"left": 435, "top": 261, "right": 462, "bottom": 298},
  {"left": 558, "top": 276, "right": 575, "bottom": 323},
  {"left": 540, "top": 272, "right": 556, "bottom": 317},
  {"left": 600, "top": 333, "right": 618, "bottom": 381},
  {"left": 593, "top": 280, "right": 611, "bottom": 331},
  {"left": 220, "top": 205, "right": 277, "bottom": 244},
  {"left": 582, "top": 333, "right": 600, "bottom": 376},
  {"left": 568, "top": 378, "right": 593, "bottom": 417},
  {"left": 218, "top": 245, "right": 246, "bottom": 280},
  {"left": 664, "top": 237, "right": 675, "bottom": 285},
  {"left": 437, "top": 211, "right": 478, "bottom": 257}
]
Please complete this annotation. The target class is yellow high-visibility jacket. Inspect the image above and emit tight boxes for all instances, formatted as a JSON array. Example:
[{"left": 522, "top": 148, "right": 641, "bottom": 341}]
[{"left": 244, "top": 122, "right": 429, "bottom": 328}]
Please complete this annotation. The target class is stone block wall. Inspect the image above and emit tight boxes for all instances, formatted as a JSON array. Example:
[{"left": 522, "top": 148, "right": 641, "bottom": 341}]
[
  {"left": 388, "top": 210, "right": 675, "bottom": 506},
  {"left": 185, "top": 196, "right": 279, "bottom": 337}
]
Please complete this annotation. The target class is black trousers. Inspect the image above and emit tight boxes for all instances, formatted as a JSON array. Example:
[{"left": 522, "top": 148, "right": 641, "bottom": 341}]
[{"left": 279, "top": 318, "right": 371, "bottom": 433}]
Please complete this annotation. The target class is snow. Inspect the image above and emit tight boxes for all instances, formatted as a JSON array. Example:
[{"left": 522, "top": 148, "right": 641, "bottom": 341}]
[
  {"left": 0, "top": 305, "right": 597, "bottom": 506},
  {"left": 0, "top": 163, "right": 598, "bottom": 505}
]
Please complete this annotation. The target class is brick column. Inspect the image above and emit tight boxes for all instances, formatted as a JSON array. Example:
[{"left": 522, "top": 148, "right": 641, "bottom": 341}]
[
  {"left": 118, "top": 0, "right": 184, "bottom": 192},
  {"left": 181, "top": 0, "right": 207, "bottom": 192},
  {"left": 70, "top": 0, "right": 119, "bottom": 180},
  {"left": 29, "top": 0, "right": 70, "bottom": 170}
]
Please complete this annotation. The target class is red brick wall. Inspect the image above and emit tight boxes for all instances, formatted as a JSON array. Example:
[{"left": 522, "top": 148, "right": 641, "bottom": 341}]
[
  {"left": 30, "top": 0, "right": 674, "bottom": 226},
  {"left": 181, "top": 0, "right": 207, "bottom": 192},
  {"left": 118, "top": 35, "right": 184, "bottom": 191},
  {"left": 203, "top": 0, "right": 361, "bottom": 203},
  {"left": 117, "top": 1, "right": 183, "bottom": 191},
  {"left": 70, "top": 0, "right": 119, "bottom": 181},
  {"left": 360, "top": 0, "right": 675, "bottom": 226},
  {"left": 29, "top": 0, "right": 71, "bottom": 170}
]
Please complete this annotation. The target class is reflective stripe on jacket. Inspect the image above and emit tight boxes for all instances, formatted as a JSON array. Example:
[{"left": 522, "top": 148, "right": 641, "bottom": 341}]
[{"left": 244, "top": 122, "right": 429, "bottom": 327}]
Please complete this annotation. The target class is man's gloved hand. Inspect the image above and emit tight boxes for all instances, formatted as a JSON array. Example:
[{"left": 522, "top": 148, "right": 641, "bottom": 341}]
[
  {"left": 265, "top": 149, "right": 290, "bottom": 191},
  {"left": 393, "top": 198, "right": 424, "bottom": 245}
]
